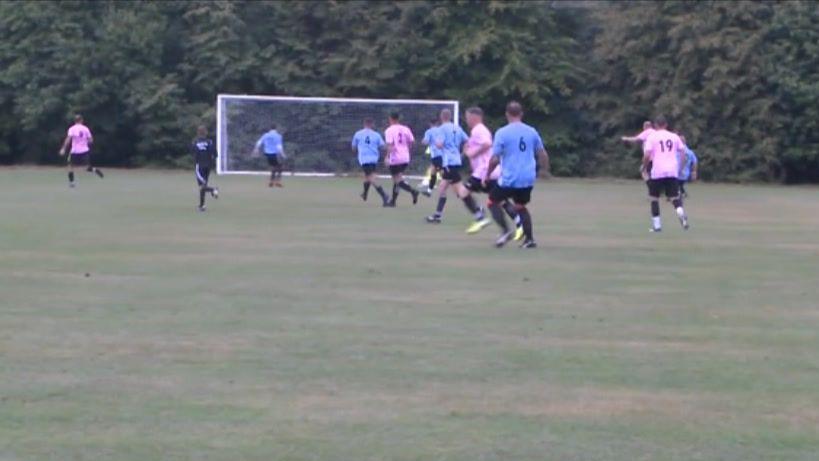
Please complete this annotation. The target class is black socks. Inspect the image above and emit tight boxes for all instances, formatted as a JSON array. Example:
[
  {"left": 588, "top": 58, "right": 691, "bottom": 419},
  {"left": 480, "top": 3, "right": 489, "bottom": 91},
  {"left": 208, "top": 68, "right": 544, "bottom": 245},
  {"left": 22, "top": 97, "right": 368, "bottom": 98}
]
[
  {"left": 651, "top": 200, "right": 660, "bottom": 217},
  {"left": 462, "top": 195, "right": 479, "bottom": 214},
  {"left": 362, "top": 181, "right": 371, "bottom": 199},
  {"left": 518, "top": 207, "right": 533, "bottom": 240},
  {"left": 489, "top": 203, "right": 509, "bottom": 233},
  {"left": 68, "top": 171, "right": 75, "bottom": 183}
]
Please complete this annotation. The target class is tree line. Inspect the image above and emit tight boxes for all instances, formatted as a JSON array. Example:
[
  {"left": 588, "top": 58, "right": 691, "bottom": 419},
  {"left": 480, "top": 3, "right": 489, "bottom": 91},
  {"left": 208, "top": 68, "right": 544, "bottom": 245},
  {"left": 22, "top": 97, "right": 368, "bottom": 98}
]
[{"left": 0, "top": 0, "right": 816, "bottom": 182}]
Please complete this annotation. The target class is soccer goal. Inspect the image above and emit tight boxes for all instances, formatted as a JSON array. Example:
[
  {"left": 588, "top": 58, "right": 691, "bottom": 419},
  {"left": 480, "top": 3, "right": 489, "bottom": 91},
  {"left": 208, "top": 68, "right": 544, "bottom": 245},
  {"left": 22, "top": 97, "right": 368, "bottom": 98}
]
[{"left": 216, "top": 94, "right": 459, "bottom": 176}]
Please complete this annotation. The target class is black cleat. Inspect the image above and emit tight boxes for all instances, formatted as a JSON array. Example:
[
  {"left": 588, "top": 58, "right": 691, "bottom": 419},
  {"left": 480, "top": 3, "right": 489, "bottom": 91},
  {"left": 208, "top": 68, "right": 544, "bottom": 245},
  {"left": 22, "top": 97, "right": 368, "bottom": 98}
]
[
  {"left": 519, "top": 239, "right": 538, "bottom": 249},
  {"left": 495, "top": 231, "right": 514, "bottom": 248},
  {"left": 383, "top": 201, "right": 395, "bottom": 208},
  {"left": 94, "top": 168, "right": 104, "bottom": 178},
  {"left": 412, "top": 190, "right": 419, "bottom": 205},
  {"left": 426, "top": 215, "right": 442, "bottom": 224},
  {"left": 360, "top": 192, "right": 368, "bottom": 202},
  {"left": 211, "top": 187, "right": 219, "bottom": 199}
]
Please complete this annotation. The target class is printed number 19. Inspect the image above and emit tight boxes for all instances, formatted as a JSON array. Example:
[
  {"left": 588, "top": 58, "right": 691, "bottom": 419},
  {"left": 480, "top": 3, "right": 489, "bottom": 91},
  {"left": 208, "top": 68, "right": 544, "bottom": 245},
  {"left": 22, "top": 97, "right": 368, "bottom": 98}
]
[{"left": 658, "top": 139, "right": 673, "bottom": 152}]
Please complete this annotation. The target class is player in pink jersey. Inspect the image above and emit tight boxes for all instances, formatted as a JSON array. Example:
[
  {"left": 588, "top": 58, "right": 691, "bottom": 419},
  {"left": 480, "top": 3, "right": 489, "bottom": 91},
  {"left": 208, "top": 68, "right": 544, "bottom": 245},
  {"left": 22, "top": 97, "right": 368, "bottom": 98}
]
[
  {"left": 642, "top": 115, "right": 689, "bottom": 232},
  {"left": 461, "top": 107, "right": 521, "bottom": 236},
  {"left": 59, "top": 114, "right": 104, "bottom": 187},
  {"left": 383, "top": 112, "right": 420, "bottom": 207}
]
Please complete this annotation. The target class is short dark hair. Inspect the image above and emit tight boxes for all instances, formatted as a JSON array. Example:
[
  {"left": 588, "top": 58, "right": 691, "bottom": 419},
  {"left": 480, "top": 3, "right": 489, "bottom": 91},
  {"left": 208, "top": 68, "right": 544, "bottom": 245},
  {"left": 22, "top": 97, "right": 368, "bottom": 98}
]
[
  {"left": 389, "top": 112, "right": 400, "bottom": 121},
  {"left": 506, "top": 101, "right": 523, "bottom": 117},
  {"left": 74, "top": 114, "right": 83, "bottom": 123},
  {"left": 440, "top": 108, "right": 452, "bottom": 121},
  {"left": 466, "top": 107, "right": 483, "bottom": 117},
  {"left": 430, "top": 117, "right": 439, "bottom": 125},
  {"left": 197, "top": 125, "right": 207, "bottom": 135},
  {"left": 654, "top": 115, "right": 668, "bottom": 128},
  {"left": 363, "top": 117, "right": 374, "bottom": 126},
  {"left": 271, "top": 123, "right": 277, "bottom": 130}
]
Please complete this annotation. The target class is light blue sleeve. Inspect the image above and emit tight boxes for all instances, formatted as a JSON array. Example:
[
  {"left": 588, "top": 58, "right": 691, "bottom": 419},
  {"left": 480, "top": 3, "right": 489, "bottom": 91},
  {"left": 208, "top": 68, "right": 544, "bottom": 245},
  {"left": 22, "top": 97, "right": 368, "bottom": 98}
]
[
  {"left": 255, "top": 134, "right": 265, "bottom": 148},
  {"left": 534, "top": 131, "right": 545, "bottom": 152},
  {"left": 351, "top": 133, "right": 358, "bottom": 149},
  {"left": 691, "top": 150, "right": 698, "bottom": 165},
  {"left": 376, "top": 134, "right": 385, "bottom": 148}
]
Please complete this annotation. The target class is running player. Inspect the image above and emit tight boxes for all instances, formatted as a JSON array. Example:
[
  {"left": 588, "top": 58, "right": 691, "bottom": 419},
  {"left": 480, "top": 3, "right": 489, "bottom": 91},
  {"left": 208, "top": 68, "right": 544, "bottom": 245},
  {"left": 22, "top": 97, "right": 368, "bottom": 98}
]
[
  {"left": 623, "top": 120, "right": 655, "bottom": 182},
  {"left": 352, "top": 118, "right": 390, "bottom": 206},
  {"left": 192, "top": 125, "right": 219, "bottom": 212},
  {"left": 59, "top": 114, "right": 103, "bottom": 187},
  {"left": 484, "top": 101, "right": 549, "bottom": 249},
  {"left": 421, "top": 117, "right": 442, "bottom": 196},
  {"left": 678, "top": 135, "right": 698, "bottom": 199},
  {"left": 253, "top": 123, "right": 286, "bottom": 187},
  {"left": 462, "top": 107, "right": 494, "bottom": 233},
  {"left": 642, "top": 116, "right": 689, "bottom": 232},
  {"left": 384, "top": 112, "right": 420, "bottom": 206},
  {"left": 425, "top": 108, "right": 473, "bottom": 223}
]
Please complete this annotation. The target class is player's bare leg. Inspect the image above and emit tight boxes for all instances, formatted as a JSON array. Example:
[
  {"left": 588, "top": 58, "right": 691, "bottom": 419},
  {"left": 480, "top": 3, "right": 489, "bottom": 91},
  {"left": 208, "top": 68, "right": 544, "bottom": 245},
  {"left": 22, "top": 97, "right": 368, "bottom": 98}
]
[{"left": 426, "top": 180, "right": 449, "bottom": 223}]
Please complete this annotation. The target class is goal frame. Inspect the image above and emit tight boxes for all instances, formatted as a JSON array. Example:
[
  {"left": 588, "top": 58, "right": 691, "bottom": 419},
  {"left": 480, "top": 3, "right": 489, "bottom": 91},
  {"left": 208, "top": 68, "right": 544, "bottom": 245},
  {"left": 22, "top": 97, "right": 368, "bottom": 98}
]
[{"left": 215, "top": 94, "right": 460, "bottom": 176}]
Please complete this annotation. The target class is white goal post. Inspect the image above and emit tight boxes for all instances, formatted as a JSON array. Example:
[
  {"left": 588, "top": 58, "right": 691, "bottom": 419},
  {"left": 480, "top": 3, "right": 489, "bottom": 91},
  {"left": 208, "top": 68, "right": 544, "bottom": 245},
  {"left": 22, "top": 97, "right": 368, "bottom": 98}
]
[{"left": 216, "top": 94, "right": 459, "bottom": 176}]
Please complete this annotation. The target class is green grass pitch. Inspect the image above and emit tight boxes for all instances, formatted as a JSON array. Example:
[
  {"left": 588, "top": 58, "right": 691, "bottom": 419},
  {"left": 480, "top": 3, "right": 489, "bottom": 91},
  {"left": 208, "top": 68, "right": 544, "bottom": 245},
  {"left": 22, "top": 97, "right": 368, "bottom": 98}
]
[{"left": 1, "top": 168, "right": 818, "bottom": 460}]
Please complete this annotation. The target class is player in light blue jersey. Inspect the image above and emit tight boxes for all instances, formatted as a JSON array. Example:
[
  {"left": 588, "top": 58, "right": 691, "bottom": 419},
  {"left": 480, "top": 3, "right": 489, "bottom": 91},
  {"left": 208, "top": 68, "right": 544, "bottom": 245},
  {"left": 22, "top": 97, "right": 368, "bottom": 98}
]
[
  {"left": 678, "top": 135, "right": 698, "bottom": 200},
  {"left": 485, "top": 101, "right": 550, "bottom": 248},
  {"left": 253, "top": 123, "right": 286, "bottom": 187},
  {"left": 351, "top": 118, "right": 390, "bottom": 206},
  {"left": 426, "top": 108, "right": 477, "bottom": 224},
  {"left": 420, "top": 118, "right": 442, "bottom": 196}
]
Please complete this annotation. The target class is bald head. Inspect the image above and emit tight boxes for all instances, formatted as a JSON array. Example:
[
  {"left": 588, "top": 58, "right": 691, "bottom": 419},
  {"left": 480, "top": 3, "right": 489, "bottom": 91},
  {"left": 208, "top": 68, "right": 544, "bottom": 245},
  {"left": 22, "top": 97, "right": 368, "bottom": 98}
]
[{"left": 440, "top": 108, "right": 452, "bottom": 122}]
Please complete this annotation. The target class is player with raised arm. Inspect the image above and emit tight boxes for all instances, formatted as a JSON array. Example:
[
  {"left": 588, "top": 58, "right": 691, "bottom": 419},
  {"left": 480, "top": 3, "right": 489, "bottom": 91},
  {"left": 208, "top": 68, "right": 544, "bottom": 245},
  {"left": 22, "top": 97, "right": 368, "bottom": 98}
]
[
  {"left": 621, "top": 120, "right": 655, "bottom": 146},
  {"left": 352, "top": 118, "right": 390, "bottom": 207},
  {"left": 425, "top": 108, "right": 475, "bottom": 223},
  {"left": 678, "top": 135, "right": 698, "bottom": 199},
  {"left": 192, "top": 125, "right": 219, "bottom": 212},
  {"left": 484, "top": 101, "right": 550, "bottom": 249},
  {"left": 642, "top": 116, "right": 689, "bottom": 232},
  {"left": 253, "top": 123, "right": 286, "bottom": 188},
  {"left": 384, "top": 112, "right": 420, "bottom": 207},
  {"left": 59, "top": 114, "right": 103, "bottom": 187},
  {"left": 420, "top": 118, "right": 442, "bottom": 196}
]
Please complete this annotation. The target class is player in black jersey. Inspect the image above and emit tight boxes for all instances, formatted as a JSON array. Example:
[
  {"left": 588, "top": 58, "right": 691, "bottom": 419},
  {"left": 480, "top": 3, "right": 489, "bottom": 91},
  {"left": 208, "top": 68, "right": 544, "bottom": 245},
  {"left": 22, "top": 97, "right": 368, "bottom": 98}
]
[{"left": 192, "top": 126, "right": 219, "bottom": 211}]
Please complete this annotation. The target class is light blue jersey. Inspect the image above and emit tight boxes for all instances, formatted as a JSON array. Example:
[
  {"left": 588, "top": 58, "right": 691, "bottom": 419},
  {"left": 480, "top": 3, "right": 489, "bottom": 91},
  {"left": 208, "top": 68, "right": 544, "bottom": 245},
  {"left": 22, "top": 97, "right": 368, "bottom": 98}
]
[
  {"left": 423, "top": 127, "right": 443, "bottom": 159},
  {"left": 256, "top": 130, "right": 283, "bottom": 155},
  {"left": 352, "top": 128, "right": 385, "bottom": 165},
  {"left": 435, "top": 122, "right": 468, "bottom": 167},
  {"left": 492, "top": 121, "right": 544, "bottom": 188},
  {"left": 680, "top": 147, "right": 698, "bottom": 181}
]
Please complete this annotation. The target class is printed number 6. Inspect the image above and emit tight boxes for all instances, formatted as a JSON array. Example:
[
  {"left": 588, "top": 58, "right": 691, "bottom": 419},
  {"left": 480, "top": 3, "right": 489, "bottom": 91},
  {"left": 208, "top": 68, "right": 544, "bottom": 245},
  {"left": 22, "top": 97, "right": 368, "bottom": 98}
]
[{"left": 519, "top": 137, "right": 526, "bottom": 151}]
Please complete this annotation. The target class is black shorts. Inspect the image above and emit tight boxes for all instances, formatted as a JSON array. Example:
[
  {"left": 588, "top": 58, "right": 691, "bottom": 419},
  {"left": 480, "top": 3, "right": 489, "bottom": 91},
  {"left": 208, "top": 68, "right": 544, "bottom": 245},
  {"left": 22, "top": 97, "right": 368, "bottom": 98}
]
[
  {"left": 431, "top": 156, "right": 443, "bottom": 169},
  {"left": 361, "top": 163, "right": 377, "bottom": 176},
  {"left": 648, "top": 177, "right": 680, "bottom": 198},
  {"left": 266, "top": 155, "right": 280, "bottom": 167},
  {"left": 388, "top": 163, "right": 408, "bottom": 176},
  {"left": 490, "top": 185, "right": 533, "bottom": 205},
  {"left": 195, "top": 164, "right": 211, "bottom": 186},
  {"left": 441, "top": 166, "right": 462, "bottom": 184},
  {"left": 69, "top": 153, "right": 90, "bottom": 167},
  {"left": 465, "top": 176, "right": 497, "bottom": 194}
]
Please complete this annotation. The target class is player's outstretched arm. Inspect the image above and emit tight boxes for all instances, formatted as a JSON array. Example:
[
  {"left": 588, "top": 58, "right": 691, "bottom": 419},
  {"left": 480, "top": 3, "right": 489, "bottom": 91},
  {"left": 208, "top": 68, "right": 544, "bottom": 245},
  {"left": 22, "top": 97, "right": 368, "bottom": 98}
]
[{"left": 484, "top": 155, "right": 500, "bottom": 186}]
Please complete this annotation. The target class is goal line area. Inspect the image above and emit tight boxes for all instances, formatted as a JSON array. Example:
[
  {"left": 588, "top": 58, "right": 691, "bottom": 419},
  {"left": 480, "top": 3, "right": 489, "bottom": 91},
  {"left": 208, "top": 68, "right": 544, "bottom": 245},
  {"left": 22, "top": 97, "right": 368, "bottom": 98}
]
[{"left": 216, "top": 94, "right": 459, "bottom": 179}]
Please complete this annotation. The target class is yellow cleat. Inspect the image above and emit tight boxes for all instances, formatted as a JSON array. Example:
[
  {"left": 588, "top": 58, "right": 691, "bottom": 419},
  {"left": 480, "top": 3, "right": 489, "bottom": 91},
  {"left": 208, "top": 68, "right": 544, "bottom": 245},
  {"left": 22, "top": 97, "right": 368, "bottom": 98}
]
[
  {"left": 466, "top": 218, "right": 491, "bottom": 234},
  {"left": 514, "top": 226, "right": 525, "bottom": 241}
]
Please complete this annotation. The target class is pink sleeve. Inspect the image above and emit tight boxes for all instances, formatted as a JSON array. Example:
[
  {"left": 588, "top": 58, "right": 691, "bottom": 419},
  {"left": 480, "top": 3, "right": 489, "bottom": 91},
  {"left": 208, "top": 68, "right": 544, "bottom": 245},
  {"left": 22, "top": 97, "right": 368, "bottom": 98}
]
[
  {"left": 406, "top": 128, "right": 414, "bottom": 143},
  {"left": 385, "top": 129, "right": 393, "bottom": 144},
  {"left": 636, "top": 129, "right": 651, "bottom": 141}
]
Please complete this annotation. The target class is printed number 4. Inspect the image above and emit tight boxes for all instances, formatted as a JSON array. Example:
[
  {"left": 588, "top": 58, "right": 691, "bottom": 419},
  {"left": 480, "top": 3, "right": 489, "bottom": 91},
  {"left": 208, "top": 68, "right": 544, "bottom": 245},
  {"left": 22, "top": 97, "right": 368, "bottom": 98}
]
[{"left": 365, "top": 136, "right": 370, "bottom": 144}]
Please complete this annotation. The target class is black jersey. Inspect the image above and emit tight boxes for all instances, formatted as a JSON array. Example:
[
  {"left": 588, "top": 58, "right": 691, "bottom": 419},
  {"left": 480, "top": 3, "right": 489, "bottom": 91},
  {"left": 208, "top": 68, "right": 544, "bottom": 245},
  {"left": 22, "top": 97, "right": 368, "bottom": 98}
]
[{"left": 192, "top": 137, "right": 217, "bottom": 168}]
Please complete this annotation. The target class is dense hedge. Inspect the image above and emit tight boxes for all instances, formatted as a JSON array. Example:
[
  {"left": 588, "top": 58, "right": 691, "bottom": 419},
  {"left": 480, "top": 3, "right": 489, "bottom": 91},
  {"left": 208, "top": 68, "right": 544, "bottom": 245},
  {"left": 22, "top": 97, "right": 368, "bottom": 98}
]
[{"left": 1, "top": 1, "right": 816, "bottom": 182}]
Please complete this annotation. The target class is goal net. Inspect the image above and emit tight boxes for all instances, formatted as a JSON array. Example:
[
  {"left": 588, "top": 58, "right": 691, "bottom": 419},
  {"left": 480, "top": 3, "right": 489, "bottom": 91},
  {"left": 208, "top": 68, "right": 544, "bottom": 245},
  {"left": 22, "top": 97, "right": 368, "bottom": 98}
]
[{"left": 216, "top": 95, "right": 459, "bottom": 176}]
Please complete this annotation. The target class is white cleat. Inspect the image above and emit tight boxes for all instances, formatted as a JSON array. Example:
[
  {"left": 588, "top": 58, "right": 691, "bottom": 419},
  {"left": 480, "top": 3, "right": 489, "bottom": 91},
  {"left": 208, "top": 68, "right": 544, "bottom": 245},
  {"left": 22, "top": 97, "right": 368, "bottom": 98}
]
[{"left": 495, "top": 230, "right": 514, "bottom": 248}]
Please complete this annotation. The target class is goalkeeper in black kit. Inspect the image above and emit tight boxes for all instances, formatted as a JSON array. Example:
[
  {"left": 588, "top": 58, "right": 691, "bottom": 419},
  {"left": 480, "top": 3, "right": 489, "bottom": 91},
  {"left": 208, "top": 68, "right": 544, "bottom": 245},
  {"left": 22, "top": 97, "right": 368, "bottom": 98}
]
[{"left": 192, "top": 125, "right": 220, "bottom": 211}]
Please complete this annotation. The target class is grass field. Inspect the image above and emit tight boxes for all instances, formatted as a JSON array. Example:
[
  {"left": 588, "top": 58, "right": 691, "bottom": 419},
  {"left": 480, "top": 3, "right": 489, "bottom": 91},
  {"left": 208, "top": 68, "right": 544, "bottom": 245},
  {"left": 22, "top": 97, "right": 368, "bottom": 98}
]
[{"left": 1, "top": 167, "right": 818, "bottom": 461}]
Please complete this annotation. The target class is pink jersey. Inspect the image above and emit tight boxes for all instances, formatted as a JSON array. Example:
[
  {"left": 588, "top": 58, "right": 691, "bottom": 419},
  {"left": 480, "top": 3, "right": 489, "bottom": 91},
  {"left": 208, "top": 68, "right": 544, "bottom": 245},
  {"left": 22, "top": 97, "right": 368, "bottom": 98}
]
[
  {"left": 645, "top": 129, "right": 683, "bottom": 179},
  {"left": 67, "top": 123, "right": 92, "bottom": 154},
  {"left": 466, "top": 123, "right": 499, "bottom": 179},
  {"left": 384, "top": 124, "right": 414, "bottom": 165},
  {"left": 637, "top": 128, "right": 655, "bottom": 153}
]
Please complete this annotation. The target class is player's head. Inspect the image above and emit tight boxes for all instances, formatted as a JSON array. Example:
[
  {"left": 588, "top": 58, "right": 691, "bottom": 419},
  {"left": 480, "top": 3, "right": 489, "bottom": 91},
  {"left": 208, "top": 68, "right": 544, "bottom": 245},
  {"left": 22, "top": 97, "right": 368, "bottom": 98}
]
[
  {"left": 465, "top": 107, "right": 483, "bottom": 128},
  {"left": 363, "top": 117, "right": 374, "bottom": 128},
  {"left": 505, "top": 101, "right": 524, "bottom": 122},
  {"left": 197, "top": 125, "right": 207, "bottom": 137},
  {"left": 440, "top": 108, "right": 452, "bottom": 122},
  {"left": 654, "top": 115, "right": 668, "bottom": 129},
  {"left": 430, "top": 117, "right": 440, "bottom": 127},
  {"left": 74, "top": 114, "right": 83, "bottom": 124},
  {"left": 270, "top": 123, "right": 277, "bottom": 131},
  {"left": 643, "top": 120, "right": 653, "bottom": 130},
  {"left": 388, "top": 112, "right": 400, "bottom": 124}
]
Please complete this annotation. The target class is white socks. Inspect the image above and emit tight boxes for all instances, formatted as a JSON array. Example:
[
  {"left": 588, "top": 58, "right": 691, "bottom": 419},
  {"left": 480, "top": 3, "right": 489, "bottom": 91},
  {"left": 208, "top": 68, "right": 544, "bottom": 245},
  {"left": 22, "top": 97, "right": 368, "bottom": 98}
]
[{"left": 652, "top": 216, "right": 662, "bottom": 229}]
